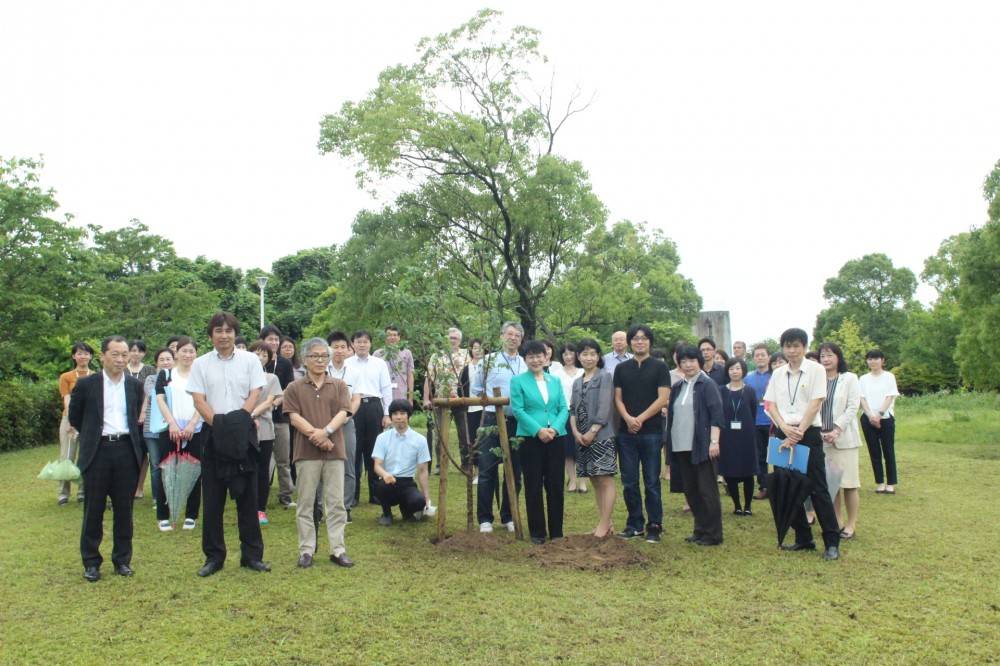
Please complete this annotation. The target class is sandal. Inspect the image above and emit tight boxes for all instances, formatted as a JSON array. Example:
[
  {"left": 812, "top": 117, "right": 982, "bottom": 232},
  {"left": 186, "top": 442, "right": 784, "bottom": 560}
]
[{"left": 840, "top": 529, "right": 855, "bottom": 539}]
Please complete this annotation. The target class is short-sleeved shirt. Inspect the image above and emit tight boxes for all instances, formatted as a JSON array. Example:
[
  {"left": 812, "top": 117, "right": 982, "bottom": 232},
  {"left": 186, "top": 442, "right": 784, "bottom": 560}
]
[
  {"left": 187, "top": 348, "right": 267, "bottom": 415},
  {"left": 613, "top": 357, "right": 671, "bottom": 435},
  {"left": 764, "top": 359, "right": 827, "bottom": 428},
  {"left": 859, "top": 371, "right": 900, "bottom": 418},
  {"left": 59, "top": 369, "right": 93, "bottom": 415},
  {"left": 282, "top": 375, "right": 352, "bottom": 462},
  {"left": 744, "top": 369, "right": 772, "bottom": 427},
  {"left": 374, "top": 346, "right": 414, "bottom": 401},
  {"left": 428, "top": 348, "right": 470, "bottom": 399},
  {"left": 705, "top": 363, "right": 727, "bottom": 386},
  {"left": 371, "top": 426, "right": 431, "bottom": 478}
]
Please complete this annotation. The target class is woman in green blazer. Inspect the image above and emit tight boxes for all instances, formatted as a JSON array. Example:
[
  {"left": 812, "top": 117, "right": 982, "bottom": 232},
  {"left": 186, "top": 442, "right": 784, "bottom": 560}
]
[{"left": 510, "top": 340, "right": 570, "bottom": 544}]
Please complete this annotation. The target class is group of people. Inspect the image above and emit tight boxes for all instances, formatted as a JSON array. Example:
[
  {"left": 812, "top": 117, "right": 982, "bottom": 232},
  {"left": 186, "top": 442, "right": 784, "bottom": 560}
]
[{"left": 57, "top": 314, "right": 900, "bottom": 581}]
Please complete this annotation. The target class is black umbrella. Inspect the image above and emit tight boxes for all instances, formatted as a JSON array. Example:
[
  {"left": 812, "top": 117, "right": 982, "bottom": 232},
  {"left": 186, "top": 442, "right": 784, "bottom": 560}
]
[{"left": 767, "top": 467, "right": 814, "bottom": 546}]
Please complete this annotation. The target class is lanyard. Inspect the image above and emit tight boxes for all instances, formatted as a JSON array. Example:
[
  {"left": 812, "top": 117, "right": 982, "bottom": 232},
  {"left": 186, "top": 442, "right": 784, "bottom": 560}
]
[
  {"left": 730, "top": 387, "right": 743, "bottom": 415},
  {"left": 787, "top": 370, "right": 803, "bottom": 406}
]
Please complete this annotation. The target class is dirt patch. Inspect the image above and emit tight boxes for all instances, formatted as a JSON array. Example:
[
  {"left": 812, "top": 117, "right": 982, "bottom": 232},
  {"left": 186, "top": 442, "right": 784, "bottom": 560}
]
[
  {"left": 434, "top": 531, "right": 511, "bottom": 553},
  {"left": 525, "top": 534, "right": 650, "bottom": 571}
]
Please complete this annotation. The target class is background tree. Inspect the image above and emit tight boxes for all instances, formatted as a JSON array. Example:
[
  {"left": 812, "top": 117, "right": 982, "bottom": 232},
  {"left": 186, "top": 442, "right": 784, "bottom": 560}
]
[
  {"left": 822, "top": 317, "right": 877, "bottom": 376},
  {"left": 0, "top": 157, "right": 95, "bottom": 379},
  {"left": 954, "top": 159, "right": 1000, "bottom": 389},
  {"left": 813, "top": 253, "right": 917, "bottom": 363},
  {"left": 320, "top": 10, "right": 620, "bottom": 338}
]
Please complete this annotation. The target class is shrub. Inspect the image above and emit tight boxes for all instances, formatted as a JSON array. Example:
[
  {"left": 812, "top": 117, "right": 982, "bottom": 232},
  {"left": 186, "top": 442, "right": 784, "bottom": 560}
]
[{"left": 0, "top": 380, "right": 60, "bottom": 452}]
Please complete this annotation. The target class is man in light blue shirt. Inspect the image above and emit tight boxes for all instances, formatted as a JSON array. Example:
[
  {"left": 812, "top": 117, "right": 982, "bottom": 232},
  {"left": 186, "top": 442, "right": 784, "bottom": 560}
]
[
  {"left": 603, "top": 331, "right": 633, "bottom": 376},
  {"left": 371, "top": 399, "right": 431, "bottom": 525},
  {"left": 472, "top": 321, "right": 527, "bottom": 532}
]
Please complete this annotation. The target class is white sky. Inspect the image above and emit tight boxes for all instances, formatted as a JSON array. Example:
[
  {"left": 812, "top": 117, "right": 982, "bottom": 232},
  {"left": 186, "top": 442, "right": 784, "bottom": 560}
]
[{"left": 3, "top": 2, "right": 999, "bottom": 345}]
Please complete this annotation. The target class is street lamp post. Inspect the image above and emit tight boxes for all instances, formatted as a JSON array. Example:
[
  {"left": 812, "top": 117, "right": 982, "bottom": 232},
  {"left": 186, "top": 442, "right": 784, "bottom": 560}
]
[{"left": 255, "top": 276, "right": 269, "bottom": 331}]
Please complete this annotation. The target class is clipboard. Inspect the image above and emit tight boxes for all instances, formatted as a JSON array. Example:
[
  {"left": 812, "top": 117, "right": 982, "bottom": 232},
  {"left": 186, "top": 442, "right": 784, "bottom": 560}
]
[{"left": 766, "top": 436, "right": 809, "bottom": 474}]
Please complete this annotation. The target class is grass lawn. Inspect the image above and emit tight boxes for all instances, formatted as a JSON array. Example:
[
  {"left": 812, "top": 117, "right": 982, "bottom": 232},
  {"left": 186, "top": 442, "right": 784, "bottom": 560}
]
[{"left": 1, "top": 395, "right": 998, "bottom": 665}]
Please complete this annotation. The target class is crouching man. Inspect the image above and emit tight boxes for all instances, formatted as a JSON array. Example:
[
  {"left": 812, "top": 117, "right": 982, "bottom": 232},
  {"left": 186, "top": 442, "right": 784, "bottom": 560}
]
[
  {"left": 372, "top": 399, "right": 431, "bottom": 525},
  {"left": 282, "top": 338, "right": 354, "bottom": 569}
]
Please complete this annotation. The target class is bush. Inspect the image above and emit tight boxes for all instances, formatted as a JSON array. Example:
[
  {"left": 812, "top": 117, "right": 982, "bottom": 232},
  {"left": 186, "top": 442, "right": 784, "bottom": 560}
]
[{"left": 0, "top": 380, "right": 61, "bottom": 452}]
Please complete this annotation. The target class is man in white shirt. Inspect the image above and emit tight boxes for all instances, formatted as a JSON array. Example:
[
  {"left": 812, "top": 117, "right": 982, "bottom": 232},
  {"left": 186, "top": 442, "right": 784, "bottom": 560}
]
[
  {"left": 764, "top": 328, "right": 841, "bottom": 561},
  {"left": 344, "top": 330, "right": 392, "bottom": 505},
  {"left": 326, "top": 331, "right": 363, "bottom": 518},
  {"left": 188, "top": 312, "right": 268, "bottom": 577}
]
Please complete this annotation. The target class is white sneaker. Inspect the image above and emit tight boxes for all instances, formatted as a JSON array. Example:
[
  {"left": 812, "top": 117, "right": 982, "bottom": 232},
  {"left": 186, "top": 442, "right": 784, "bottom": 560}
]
[
  {"left": 158, "top": 520, "right": 172, "bottom": 532},
  {"left": 182, "top": 518, "right": 196, "bottom": 530},
  {"left": 503, "top": 521, "right": 515, "bottom": 532},
  {"left": 479, "top": 522, "right": 493, "bottom": 533}
]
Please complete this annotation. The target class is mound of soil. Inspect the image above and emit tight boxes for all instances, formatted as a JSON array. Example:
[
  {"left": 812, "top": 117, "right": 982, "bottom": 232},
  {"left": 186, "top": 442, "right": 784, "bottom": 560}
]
[{"left": 526, "top": 534, "right": 650, "bottom": 571}]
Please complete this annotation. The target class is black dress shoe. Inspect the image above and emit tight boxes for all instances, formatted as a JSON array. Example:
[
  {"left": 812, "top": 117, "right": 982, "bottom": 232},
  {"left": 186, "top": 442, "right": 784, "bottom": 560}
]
[
  {"left": 197, "top": 561, "right": 224, "bottom": 578},
  {"left": 823, "top": 546, "right": 840, "bottom": 561},
  {"left": 83, "top": 566, "right": 100, "bottom": 583},
  {"left": 695, "top": 538, "right": 721, "bottom": 546},
  {"left": 240, "top": 560, "right": 271, "bottom": 572},
  {"left": 113, "top": 564, "right": 134, "bottom": 577},
  {"left": 330, "top": 553, "right": 355, "bottom": 568},
  {"left": 780, "top": 541, "right": 817, "bottom": 552},
  {"left": 684, "top": 534, "right": 699, "bottom": 543},
  {"left": 297, "top": 553, "right": 313, "bottom": 568}
]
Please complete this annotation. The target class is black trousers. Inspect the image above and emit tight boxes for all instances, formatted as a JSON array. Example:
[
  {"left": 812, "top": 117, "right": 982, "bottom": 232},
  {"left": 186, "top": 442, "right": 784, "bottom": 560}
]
[
  {"left": 200, "top": 430, "right": 264, "bottom": 565},
  {"left": 754, "top": 426, "right": 771, "bottom": 490},
  {"left": 80, "top": 438, "right": 139, "bottom": 568},
  {"left": 154, "top": 431, "right": 203, "bottom": 523},
  {"left": 519, "top": 435, "right": 565, "bottom": 540},
  {"left": 675, "top": 451, "right": 723, "bottom": 544},
  {"left": 353, "top": 398, "right": 384, "bottom": 504},
  {"left": 476, "top": 413, "right": 522, "bottom": 525},
  {"left": 374, "top": 477, "right": 425, "bottom": 518},
  {"left": 776, "top": 426, "right": 841, "bottom": 549}
]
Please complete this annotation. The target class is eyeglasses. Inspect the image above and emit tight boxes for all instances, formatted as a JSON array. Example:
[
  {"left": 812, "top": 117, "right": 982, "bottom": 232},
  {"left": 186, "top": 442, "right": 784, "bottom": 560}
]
[
  {"left": 631, "top": 336, "right": 650, "bottom": 342},
  {"left": 306, "top": 354, "right": 330, "bottom": 361}
]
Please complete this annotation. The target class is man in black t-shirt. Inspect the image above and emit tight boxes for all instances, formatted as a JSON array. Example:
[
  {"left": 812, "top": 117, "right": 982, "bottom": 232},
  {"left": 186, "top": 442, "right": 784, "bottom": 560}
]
[{"left": 613, "top": 324, "right": 671, "bottom": 543}]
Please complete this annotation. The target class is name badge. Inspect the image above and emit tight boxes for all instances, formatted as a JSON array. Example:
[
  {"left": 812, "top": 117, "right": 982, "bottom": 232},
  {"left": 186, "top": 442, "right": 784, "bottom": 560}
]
[
  {"left": 730, "top": 421, "right": 742, "bottom": 430},
  {"left": 391, "top": 382, "right": 398, "bottom": 389}
]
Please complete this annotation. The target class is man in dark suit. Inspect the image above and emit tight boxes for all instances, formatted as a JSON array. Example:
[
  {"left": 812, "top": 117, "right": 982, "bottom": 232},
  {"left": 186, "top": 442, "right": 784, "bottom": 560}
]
[{"left": 68, "top": 335, "right": 145, "bottom": 582}]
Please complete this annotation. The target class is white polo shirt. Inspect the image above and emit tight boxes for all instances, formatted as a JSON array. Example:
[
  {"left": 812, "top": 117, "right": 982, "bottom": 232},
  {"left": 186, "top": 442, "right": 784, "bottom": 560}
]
[
  {"left": 764, "top": 358, "right": 827, "bottom": 428},
  {"left": 187, "top": 348, "right": 266, "bottom": 414}
]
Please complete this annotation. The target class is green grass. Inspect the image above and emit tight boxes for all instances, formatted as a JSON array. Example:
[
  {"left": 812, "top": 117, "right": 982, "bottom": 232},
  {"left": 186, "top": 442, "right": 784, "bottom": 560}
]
[{"left": 2, "top": 395, "right": 999, "bottom": 665}]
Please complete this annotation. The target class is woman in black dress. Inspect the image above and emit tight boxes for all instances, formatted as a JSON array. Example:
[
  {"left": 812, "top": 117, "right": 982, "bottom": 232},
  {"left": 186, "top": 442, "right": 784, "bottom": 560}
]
[{"left": 719, "top": 357, "right": 759, "bottom": 516}]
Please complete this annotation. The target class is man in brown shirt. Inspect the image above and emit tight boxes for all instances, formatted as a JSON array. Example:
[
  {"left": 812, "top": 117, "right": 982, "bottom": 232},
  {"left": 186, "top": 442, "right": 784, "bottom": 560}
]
[{"left": 282, "top": 338, "right": 354, "bottom": 569}]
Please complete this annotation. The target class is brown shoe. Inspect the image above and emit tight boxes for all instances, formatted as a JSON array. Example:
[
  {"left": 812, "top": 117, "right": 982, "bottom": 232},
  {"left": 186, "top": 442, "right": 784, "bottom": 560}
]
[
  {"left": 330, "top": 552, "right": 355, "bottom": 568},
  {"left": 297, "top": 553, "right": 313, "bottom": 568}
]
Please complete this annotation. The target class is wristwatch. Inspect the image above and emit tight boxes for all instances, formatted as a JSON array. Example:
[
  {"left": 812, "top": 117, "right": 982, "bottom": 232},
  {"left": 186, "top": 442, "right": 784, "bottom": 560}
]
[{"left": 325, "top": 425, "right": 335, "bottom": 436}]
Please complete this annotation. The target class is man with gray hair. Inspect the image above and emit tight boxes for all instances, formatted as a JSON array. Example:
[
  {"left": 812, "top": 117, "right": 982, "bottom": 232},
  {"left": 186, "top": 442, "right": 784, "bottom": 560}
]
[
  {"left": 472, "top": 321, "right": 527, "bottom": 532},
  {"left": 423, "top": 327, "right": 470, "bottom": 474},
  {"left": 282, "top": 338, "right": 354, "bottom": 569}
]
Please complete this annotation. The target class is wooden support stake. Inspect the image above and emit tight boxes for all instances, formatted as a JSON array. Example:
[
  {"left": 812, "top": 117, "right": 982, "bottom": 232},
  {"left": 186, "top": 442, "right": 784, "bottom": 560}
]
[
  {"left": 435, "top": 406, "right": 451, "bottom": 543},
  {"left": 493, "top": 388, "right": 524, "bottom": 540}
]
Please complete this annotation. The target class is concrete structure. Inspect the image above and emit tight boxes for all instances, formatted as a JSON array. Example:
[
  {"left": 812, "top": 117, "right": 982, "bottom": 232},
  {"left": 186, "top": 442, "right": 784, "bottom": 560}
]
[{"left": 693, "top": 311, "right": 731, "bottom": 353}]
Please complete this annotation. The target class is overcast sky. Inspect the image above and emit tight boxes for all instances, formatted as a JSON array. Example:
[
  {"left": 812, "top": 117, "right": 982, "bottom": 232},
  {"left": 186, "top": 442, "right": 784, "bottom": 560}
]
[{"left": 3, "top": 2, "right": 999, "bottom": 345}]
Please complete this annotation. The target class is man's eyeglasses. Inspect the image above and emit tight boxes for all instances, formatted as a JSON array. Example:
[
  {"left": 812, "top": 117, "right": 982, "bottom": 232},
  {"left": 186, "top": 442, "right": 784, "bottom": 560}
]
[{"left": 306, "top": 354, "right": 330, "bottom": 361}]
